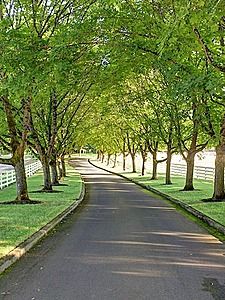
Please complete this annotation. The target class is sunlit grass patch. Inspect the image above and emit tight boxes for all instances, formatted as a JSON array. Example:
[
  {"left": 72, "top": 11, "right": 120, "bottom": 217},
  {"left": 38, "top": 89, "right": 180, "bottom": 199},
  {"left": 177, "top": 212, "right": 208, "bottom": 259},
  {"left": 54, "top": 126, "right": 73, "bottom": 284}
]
[{"left": 0, "top": 165, "right": 82, "bottom": 259}]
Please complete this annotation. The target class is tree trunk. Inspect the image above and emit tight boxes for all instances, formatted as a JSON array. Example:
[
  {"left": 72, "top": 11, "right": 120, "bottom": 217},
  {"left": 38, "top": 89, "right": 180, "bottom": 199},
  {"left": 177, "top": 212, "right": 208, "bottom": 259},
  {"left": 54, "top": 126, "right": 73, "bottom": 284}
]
[
  {"left": 165, "top": 147, "right": 172, "bottom": 184},
  {"left": 140, "top": 151, "right": 147, "bottom": 176},
  {"left": 41, "top": 155, "right": 53, "bottom": 191},
  {"left": 14, "top": 158, "right": 30, "bottom": 203},
  {"left": 101, "top": 153, "right": 105, "bottom": 163},
  {"left": 141, "top": 157, "right": 146, "bottom": 176},
  {"left": 107, "top": 154, "right": 111, "bottom": 166},
  {"left": 50, "top": 158, "right": 59, "bottom": 185},
  {"left": 123, "top": 153, "right": 126, "bottom": 171},
  {"left": 151, "top": 151, "right": 157, "bottom": 180},
  {"left": 212, "top": 114, "right": 225, "bottom": 200},
  {"left": 131, "top": 154, "right": 136, "bottom": 173},
  {"left": 97, "top": 150, "right": 100, "bottom": 160},
  {"left": 57, "top": 159, "right": 63, "bottom": 180},
  {"left": 183, "top": 151, "right": 195, "bottom": 191},
  {"left": 213, "top": 144, "right": 225, "bottom": 200},
  {"left": 126, "top": 134, "right": 137, "bottom": 173},
  {"left": 113, "top": 153, "right": 117, "bottom": 168},
  {"left": 123, "top": 138, "right": 126, "bottom": 171},
  {"left": 61, "top": 155, "right": 66, "bottom": 177},
  {"left": 2, "top": 95, "right": 31, "bottom": 202},
  {"left": 140, "top": 143, "right": 147, "bottom": 176}
]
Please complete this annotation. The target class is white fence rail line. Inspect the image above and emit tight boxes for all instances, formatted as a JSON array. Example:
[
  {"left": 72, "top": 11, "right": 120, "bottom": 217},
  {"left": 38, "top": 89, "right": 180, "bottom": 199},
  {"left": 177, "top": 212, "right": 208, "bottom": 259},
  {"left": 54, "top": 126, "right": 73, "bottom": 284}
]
[
  {"left": 194, "top": 165, "right": 215, "bottom": 181},
  {"left": 0, "top": 161, "right": 42, "bottom": 190},
  {"left": 158, "top": 163, "right": 215, "bottom": 181},
  {"left": 25, "top": 161, "right": 42, "bottom": 177},
  {"left": 107, "top": 154, "right": 216, "bottom": 181}
]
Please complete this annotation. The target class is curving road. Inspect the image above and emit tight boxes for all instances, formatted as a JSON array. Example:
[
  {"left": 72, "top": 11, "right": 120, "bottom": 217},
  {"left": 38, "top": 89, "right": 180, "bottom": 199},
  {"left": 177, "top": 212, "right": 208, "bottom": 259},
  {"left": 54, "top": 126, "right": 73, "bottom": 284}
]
[{"left": 0, "top": 158, "right": 225, "bottom": 300}]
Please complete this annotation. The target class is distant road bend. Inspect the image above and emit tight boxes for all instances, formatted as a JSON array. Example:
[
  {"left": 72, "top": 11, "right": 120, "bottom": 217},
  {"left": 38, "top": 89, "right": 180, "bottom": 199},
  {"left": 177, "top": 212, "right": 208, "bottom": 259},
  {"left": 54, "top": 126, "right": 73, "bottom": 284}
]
[{"left": 0, "top": 158, "right": 225, "bottom": 300}]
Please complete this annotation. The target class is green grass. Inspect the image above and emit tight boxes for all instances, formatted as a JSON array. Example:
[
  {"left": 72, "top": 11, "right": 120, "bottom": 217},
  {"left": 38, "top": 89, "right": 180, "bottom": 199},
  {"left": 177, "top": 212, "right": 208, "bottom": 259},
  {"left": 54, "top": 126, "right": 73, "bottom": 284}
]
[{"left": 0, "top": 165, "right": 82, "bottom": 259}]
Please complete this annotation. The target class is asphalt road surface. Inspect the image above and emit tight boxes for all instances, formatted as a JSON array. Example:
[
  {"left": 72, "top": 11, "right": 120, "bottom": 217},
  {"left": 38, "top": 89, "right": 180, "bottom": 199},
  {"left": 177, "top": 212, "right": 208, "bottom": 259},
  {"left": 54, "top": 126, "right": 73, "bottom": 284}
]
[{"left": 0, "top": 158, "right": 225, "bottom": 300}]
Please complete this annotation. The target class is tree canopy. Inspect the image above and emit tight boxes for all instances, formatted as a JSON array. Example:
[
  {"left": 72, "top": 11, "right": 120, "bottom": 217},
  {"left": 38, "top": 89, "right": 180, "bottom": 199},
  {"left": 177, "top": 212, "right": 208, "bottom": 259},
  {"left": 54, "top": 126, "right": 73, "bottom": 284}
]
[{"left": 0, "top": 0, "right": 225, "bottom": 201}]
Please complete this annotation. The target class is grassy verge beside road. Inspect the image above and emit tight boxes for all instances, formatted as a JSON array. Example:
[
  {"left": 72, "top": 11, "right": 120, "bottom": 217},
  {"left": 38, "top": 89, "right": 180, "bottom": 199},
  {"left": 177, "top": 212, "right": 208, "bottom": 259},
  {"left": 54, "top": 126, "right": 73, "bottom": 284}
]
[
  {"left": 0, "top": 164, "right": 82, "bottom": 259},
  {"left": 93, "top": 160, "right": 225, "bottom": 229}
]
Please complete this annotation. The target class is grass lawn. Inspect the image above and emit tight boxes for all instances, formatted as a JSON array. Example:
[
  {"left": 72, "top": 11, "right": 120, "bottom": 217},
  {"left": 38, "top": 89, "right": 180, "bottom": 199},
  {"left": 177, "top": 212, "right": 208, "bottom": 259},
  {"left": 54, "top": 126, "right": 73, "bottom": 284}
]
[
  {"left": 94, "top": 161, "right": 225, "bottom": 229},
  {"left": 0, "top": 164, "right": 82, "bottom": 259}
]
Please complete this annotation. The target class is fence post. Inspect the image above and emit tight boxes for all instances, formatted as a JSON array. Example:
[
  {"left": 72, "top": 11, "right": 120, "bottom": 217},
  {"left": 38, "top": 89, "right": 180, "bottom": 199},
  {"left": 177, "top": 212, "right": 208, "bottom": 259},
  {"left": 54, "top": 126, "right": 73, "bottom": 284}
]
[{"left": 0, "top": 161, "right": 41, "bottom": 190}]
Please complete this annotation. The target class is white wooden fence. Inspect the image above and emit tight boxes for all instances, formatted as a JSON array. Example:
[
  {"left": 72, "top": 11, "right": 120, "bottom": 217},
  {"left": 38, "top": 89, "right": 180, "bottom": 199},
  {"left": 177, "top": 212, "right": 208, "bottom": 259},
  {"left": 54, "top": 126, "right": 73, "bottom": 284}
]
[
  {"left": 0, "top": 161, "right": 42, "bottom": 190},
  {"left": 158, "top": 163, "right": 215, "bottom": 181},
  {"left": 107, "top": 154, "right": 216, "bottom": 181}
]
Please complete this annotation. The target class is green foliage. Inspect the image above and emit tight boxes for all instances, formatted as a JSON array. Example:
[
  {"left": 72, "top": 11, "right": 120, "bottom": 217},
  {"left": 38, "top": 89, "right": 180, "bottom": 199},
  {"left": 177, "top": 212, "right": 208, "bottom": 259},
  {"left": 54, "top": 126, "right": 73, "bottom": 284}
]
[{"left": 0, "top": 1, "right": 225, "bottom": 200}]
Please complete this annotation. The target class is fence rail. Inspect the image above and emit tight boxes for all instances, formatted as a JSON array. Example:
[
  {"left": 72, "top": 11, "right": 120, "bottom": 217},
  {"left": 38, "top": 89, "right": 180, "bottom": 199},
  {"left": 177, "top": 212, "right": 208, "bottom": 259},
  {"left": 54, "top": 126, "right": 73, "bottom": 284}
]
[
  {"left": 158, "top": 163, "right": 215, "bottom": 181},
  {"left": 107, "top": 154, "right": 216, "bottom": 181},
  {"left": 0, "top": 161, "right": 42, "bottom": 190}
]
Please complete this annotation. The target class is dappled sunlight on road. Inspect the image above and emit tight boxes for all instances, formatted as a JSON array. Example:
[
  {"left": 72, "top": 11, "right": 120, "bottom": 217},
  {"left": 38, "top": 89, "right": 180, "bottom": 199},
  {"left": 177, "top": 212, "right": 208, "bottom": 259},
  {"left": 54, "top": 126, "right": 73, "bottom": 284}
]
[
  {"left": 85, "top": 204, "right": 119, "bottom": 210},
  {"left": 129, "top": 205, "right": 176, "bottom": 210},
  {"left": 148, "top": 231, "right": 223, "bottom": 244},
  {"left": 60, "top": 233, "right": 225, "bottom": 279},
  {"left": 111, "top": 269, "right": 165, "bottom": 278},
  {"left": 92, "top": 240, "right": 184, "bottom": 248}
]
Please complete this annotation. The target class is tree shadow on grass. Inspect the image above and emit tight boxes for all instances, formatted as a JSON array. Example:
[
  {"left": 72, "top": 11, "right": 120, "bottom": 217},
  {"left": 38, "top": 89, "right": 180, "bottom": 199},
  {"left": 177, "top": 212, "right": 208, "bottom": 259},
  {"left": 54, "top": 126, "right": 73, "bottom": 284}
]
[
  {"left": 201, "top": 198, "right": 225, "bottom": 203},
  {"left": 179, "top": 189, "right": 201, "bottom": 192},
  {"left": 0, "top": 200, "right": 42, "bottom": 205},
  {"left": 30, "top": 190, "right": 63, "bottom": 194}
]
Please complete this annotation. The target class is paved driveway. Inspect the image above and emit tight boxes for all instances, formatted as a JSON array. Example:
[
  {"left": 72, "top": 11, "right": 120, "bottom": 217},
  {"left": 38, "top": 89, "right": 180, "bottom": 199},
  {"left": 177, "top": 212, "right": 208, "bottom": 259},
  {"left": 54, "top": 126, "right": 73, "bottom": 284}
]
[{"left": 0, "top": 158, "right": 225, "bottom": 300}]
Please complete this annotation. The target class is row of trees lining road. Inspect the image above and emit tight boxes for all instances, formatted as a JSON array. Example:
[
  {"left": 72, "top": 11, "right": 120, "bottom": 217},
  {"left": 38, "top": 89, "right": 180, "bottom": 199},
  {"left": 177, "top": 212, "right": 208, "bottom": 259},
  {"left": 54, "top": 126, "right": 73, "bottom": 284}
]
[
  {"left": 76, "top": 1, "right": 225, "bottom": 201},
  {"left": 1, "top": 1, "right": 225, "bottom": 202},
  {"left": 0, "top": 0, "right": 102, "bottom": 203}
]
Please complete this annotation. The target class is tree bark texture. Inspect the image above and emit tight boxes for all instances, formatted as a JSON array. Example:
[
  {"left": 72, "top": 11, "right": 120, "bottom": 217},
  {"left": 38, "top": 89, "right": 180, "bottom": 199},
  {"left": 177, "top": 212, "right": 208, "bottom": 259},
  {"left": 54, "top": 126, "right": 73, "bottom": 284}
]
[
  {"left": 183, "top": 151, "right": 195, "bottom": 191},
  {"left": 2, "top": 95, "right": 31, "bottom": 202},
  {"left": 97, "top": 150, "right": 100, "bottom": 160},
  {"left": 165, "top": 147, "right": 172, "bottom": 185},
  {"left": 123, "top": 153, "right": 126, "bottom": 171},
  {"left": 14, "top": 158, "right": 30, "bottom": 202},
  {"left": 107, "top": 154, "right": 111, "bottom": 166},
  {"left": 61, "top": 155, "right": 66, "bottom": 177},
  {"left": 213, "top": 144, "right": 225, "bottom": 200},
  {"left": 213, "top": 114, "right": 225, "bottom": 200},
  {"left": 151, "top": 151, "right": 157, "bottom": 180},
  {"left": 141, "top": 157, "right": 146, "bottom": 176},
  {"left": 126, "top": 134, "right": 137, "bottom": 173},
  {"left": 113, "top": 153, "right": 117, "bottom": 168},
  {"left": 131, "top": 154, "right": 136, "bottom": 173},
  {"left": 122, "top": 138, "right": 126, "bottom": 171},
  {"left": 50, "top": 157, "right": 59, "bottom": 185},
  {"left": 41, "top": 154, "right": 53, "bottom": 191},
  {"left": 57, "top": 159, "right": 63, "bottom": 179},
  {"left": 140, "top": 143, "right": 147, "bottom": 176}
]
